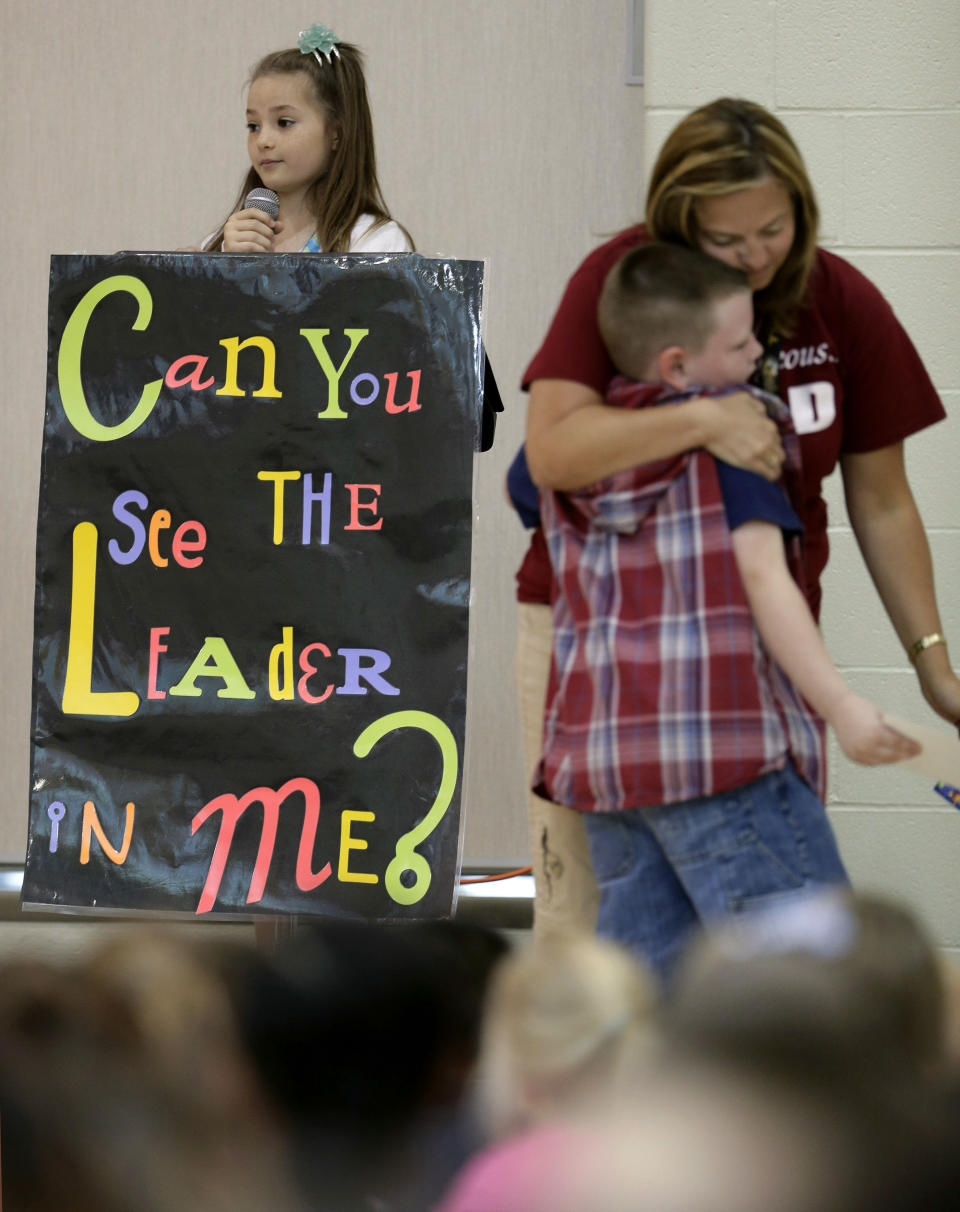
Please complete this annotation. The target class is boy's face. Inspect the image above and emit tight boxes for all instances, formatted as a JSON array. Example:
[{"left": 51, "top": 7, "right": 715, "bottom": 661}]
[{"left": 682, "top": 293, "right": 763, "bottom": 389}]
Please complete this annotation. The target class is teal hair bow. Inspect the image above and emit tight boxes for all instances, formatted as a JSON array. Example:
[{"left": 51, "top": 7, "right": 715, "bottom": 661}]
[{"left": 298, "top": 23, "right": 342, "bottom": 63}]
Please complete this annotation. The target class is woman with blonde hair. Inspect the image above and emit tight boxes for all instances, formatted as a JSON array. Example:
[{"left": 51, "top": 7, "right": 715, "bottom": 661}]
[{"left": 514, "top": 97, "right": 958, "bottom": 954}]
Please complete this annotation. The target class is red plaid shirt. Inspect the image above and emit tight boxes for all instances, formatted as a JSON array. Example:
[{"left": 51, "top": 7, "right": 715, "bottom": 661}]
[{"left": 535, "top": 380, "right": 825, "bottom": 813}]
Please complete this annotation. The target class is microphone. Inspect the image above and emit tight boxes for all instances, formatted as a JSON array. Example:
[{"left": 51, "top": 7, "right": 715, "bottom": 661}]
[{"left": 244, "top": 187, "right": 280, "bottom": 220}]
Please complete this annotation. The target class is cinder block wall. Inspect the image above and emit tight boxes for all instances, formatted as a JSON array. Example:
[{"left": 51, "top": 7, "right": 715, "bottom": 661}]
[{"left": 645, "top": 0, "right": 960, "bottom": 952}]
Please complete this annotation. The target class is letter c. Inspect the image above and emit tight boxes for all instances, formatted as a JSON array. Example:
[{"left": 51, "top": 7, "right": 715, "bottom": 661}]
[{"left": 57, "top": 275, "right": 163, "bottom": 442}]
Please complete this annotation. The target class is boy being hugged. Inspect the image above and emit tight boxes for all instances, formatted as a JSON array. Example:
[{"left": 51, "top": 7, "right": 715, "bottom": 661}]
[{"left": 537, "top": 243, "right": 916, "bottom": 980}]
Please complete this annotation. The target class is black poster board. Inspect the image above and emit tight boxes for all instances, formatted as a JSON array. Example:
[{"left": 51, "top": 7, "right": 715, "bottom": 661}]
[{"left": 23, "top": 252, "right": 483, "bottom": 920}]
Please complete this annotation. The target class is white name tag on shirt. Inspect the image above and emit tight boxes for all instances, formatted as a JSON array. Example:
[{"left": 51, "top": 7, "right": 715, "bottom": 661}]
[{"left": 787, "top": 381, "right": 836, "bottom": 434}]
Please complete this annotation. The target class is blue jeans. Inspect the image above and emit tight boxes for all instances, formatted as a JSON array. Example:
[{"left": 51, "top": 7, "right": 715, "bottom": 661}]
[{"left": 582, "top": 762, "right": 848, "bottom": 983}]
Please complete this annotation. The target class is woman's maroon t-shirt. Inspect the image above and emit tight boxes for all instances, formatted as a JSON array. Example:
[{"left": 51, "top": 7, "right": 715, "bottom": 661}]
[{"left": 518, "top": 227, "right": 945, "bottom": 619}]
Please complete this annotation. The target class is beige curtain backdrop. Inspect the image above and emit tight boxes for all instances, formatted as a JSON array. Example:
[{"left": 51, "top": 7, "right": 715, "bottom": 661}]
[{"left": 0, "top": 0, "right": 644, "bottom": 866}]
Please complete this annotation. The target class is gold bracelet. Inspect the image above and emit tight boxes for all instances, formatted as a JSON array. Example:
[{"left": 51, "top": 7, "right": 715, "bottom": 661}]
[{"left": 907, "top": 632, "right": 947, "bottom": 663}]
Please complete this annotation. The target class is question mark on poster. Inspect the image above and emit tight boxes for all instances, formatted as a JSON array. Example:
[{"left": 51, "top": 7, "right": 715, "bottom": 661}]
[{"left": 353, "top": 710, "right": 457, "bottom": 906}]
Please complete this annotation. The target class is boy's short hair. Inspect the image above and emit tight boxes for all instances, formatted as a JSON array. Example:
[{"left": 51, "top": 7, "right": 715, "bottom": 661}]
[{"left": 598, "top": 243, "right": 750, "bottom": 381}]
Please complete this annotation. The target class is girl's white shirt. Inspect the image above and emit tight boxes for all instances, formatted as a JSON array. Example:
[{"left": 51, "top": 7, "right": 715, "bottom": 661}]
[
  {"left": 200, "top": 212, "right": 411, "bottom": 254},
  {"left": 347, "top": 214, "right": 412, "bottom": 253}
]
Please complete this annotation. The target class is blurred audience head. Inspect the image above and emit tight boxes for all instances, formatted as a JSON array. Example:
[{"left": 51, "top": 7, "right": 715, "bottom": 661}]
[
  {"left": 667, "top": 886, "right": 947, "bottom": 1079},
  {"left": 542, "top": 1051, "right": 959, "bottom": 1212},
  {"left": 0, "top": 943, "right": 301, "bottom": 1212},
  {"left": 86, "top": 932, "right": 270, "bottom": 1124},
  {"left": 230, "top": 917, "right": 508, "bottom": 1207},
  {"left": 478, "top": 932, "right": 659, "bottom": 1137}
]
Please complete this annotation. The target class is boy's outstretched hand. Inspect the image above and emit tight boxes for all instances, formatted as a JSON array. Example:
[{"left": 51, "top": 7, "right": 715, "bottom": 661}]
[{"left": 829, "top": 691, "right": 922, "bottom": 765}]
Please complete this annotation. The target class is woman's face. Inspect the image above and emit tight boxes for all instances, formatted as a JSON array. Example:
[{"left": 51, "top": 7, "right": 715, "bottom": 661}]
[{"left": 695, "top": 177, "right": 796, "bottom": 292}]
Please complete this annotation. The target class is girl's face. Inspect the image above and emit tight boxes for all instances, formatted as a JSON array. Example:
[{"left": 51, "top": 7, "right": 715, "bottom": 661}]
[
  {"left": 246, "top": 72, "right": 338, "bottom": 201},
  {"left": 694, "top": 177, "right": 796, "bottom": 292}
]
